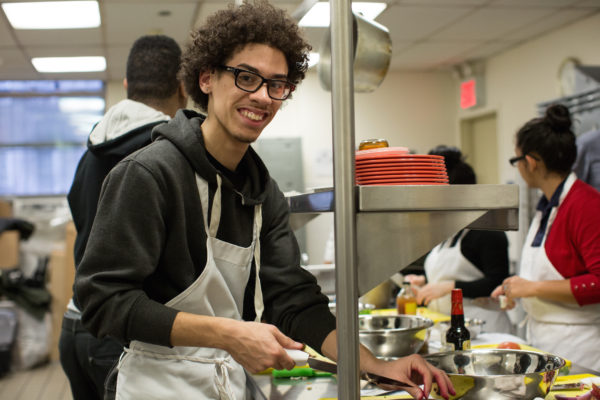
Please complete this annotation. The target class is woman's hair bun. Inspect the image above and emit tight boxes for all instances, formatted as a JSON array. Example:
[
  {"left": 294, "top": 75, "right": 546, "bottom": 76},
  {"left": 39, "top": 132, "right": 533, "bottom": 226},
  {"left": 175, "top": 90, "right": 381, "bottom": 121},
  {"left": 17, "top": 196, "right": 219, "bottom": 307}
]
[
  {"left": 428, "top": 145, "right": 462, "bottom": 171},
  {"left": 545, "top": 104, "right": 572, "bottom": 132}
]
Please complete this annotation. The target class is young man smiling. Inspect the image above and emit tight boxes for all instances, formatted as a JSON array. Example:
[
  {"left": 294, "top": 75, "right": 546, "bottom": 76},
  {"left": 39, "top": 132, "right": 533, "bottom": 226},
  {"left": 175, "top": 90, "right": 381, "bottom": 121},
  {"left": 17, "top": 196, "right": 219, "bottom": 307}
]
[{"left": 74, "top": 2, "right": 453, "bottom": 399}]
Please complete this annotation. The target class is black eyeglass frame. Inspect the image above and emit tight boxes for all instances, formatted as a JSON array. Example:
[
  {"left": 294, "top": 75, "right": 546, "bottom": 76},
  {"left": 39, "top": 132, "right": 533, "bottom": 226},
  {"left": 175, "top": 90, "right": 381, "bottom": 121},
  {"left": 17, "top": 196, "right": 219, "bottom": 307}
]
[
  {"left": 509, "top": 153, "right": 539, "bottom": 166},
  {"left": 219, "top": 65, "right": 295, "bottom": 100}
]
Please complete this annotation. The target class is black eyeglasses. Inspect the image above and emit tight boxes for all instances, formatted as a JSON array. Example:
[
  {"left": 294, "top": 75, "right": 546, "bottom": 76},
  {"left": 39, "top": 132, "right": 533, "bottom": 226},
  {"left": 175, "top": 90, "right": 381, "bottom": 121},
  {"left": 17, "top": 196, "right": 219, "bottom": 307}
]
[
  {"left": 509, "top": 154, "right": 539, "bottom": 166},
  {"left": 219, "top": 66, "right": 295, "bottom": 100}
]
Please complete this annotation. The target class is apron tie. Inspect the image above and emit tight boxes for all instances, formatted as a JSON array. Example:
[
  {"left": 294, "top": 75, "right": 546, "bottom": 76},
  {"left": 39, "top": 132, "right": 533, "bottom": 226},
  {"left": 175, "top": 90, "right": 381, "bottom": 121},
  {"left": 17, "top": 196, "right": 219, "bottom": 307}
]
[{"left": 214, "top": 358, "right": 236, "bottom": 400}]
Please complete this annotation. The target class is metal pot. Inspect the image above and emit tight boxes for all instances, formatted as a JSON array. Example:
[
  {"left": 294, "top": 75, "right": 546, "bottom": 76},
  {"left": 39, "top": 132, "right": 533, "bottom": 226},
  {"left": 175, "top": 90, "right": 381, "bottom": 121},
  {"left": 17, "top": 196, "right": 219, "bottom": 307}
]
[
  {"left": 318, "top": 12, "right": 392, "bottom": 93},
  {"left": 358, "top": 314, "right": 433, "bottom": 358},
  {"left": 424, "top": 349, "right": 565, "bottom": 400}
]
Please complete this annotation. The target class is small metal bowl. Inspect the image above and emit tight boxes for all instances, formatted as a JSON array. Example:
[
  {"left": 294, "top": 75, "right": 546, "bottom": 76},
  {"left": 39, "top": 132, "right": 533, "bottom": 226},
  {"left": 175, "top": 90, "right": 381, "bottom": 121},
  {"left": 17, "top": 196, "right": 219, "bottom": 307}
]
[
  {"left": 424, "top": 348, "right": 565, "bottom": 400},
  {"left": 358, "top": 315, "right": 433, "bottom": 358}
]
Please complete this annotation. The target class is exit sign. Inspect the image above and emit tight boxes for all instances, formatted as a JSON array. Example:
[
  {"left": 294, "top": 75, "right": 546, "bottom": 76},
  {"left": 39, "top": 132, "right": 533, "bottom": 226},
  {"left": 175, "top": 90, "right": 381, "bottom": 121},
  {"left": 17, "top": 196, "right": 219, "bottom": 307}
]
[{"left": 460, "top": 79, "right": 477, "bottom": 109}]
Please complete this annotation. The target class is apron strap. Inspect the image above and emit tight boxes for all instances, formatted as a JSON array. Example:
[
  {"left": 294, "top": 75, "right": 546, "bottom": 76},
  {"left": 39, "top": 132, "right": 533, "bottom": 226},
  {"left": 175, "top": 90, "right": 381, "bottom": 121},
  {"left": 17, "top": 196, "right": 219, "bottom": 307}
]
[
  {"left": 253, "top": 205, "right": 264, "bottom": 322},
  {"left": 196, "top": 173, "right": 223, "bottom": 238}
]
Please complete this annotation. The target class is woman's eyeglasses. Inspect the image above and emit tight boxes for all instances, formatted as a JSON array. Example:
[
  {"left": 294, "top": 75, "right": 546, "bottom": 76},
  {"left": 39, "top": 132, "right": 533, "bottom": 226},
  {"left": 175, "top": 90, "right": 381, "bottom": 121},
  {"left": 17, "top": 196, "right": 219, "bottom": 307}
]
[
  {"left": 509, "top": 154, "right": 539, "bottom": 166},
  {"left": 219, "top": 66, "right": 295, "bottom": 100}
]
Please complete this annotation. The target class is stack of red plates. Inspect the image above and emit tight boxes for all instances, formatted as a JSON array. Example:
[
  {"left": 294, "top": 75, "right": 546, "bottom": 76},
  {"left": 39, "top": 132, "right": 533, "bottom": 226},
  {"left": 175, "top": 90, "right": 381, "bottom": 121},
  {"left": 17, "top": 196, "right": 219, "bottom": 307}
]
[{"left": 355, "top": 147, "right": 449, "bottom": 186}]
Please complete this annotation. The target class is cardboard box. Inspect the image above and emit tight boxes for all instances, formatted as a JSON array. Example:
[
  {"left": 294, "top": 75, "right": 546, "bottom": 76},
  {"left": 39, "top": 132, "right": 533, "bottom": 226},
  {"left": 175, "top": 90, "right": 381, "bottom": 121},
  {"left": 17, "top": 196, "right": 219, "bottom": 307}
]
[
  {"left": 47, "top": 221, "right": 76, "bottom": 361},
  {"left": 0, "top": 231, "right": 19, "bottom": 269},
  {"left": 0, "top": 200, "right": 12, "bottom": 218}
]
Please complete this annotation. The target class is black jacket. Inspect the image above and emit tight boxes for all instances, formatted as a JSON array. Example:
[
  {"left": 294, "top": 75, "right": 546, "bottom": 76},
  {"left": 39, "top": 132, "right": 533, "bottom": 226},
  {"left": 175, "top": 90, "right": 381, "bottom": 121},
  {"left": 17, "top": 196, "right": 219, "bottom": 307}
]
[
  {"left": 68, "top": 99, "right": 170, "bottom": 270},
  {"left": 74, "top": 109, "right": 335, "bottom": 351}
]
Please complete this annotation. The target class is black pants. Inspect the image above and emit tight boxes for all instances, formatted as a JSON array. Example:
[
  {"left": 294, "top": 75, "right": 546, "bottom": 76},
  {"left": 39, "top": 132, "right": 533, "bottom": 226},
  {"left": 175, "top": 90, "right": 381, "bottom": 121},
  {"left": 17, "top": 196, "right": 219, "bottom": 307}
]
[{"left": 58, "top": 312, "right": 122, "bottom": 400}]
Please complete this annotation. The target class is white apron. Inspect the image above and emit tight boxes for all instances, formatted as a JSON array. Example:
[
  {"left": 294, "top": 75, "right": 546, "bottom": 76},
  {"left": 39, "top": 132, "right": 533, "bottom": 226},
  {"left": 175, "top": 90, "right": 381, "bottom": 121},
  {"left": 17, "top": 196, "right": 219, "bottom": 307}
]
[
  {"left": 425, "top": 230, "right": 512, "bottom": 333},
  {"left": 520, "top": 173, "right": 600, "bottom": 371},
  {"left": 115, "top": 174, "right": 264, "bottom": 399}
]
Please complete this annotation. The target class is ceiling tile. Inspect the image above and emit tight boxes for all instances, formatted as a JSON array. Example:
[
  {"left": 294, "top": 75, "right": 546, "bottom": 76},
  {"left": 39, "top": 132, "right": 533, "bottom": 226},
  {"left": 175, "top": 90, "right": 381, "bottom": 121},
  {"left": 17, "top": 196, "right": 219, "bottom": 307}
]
[
  {"left": 457, "top": 40, "right": 521, "bottom": 61},
  {"left": 103, "top": 3, "right": 197, "bottom": 46},
  {"left": 27, "top": 45, "right": 105, "bottom": 58},
  {"left": 572, "top": 0, "right": 600, "bottom": 7},
  {"left": 400, "top": 0, "right": 489, "bottom": 5},
  {"left": 13, "top": 28, "right": 102, "bottom": 46},
  {"left": 0, "top": 17, "right": 16, "bottom": 46},
  {"left": 105, "top": 45, "right": 130, "bottom": 81},
  {"left": 377, "top": 4, "right": 475, "bottom": 41},
  {"left": 430, "top": 7, "right": 555, "bottom": 40},
  {"left": 0, "top": 48, "right": 37, "bottom": 80},
  {"left": 490, "top": 0, "right": 580, "bottom": 6},
  {"left": 504, "top": 8, "right": 594, "bottom": 40},
  {"left": 392, "top": 41, "right": 482, "bottom": 70}
]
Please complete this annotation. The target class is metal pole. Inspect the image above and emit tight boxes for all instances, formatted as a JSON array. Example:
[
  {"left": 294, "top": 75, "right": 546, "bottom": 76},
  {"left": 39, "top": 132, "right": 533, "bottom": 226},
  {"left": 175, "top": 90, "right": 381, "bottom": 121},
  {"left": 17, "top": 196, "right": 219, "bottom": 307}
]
[{"left": 330, "top": 0, "right": 360, "bottom": 398}]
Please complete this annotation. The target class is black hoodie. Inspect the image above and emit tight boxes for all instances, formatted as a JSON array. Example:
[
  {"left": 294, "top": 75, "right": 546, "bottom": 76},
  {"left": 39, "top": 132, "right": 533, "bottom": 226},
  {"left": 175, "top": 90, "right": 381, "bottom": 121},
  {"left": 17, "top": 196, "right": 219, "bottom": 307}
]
[{"left": 74, "top": 109, "right": 335, "bottom": 351}]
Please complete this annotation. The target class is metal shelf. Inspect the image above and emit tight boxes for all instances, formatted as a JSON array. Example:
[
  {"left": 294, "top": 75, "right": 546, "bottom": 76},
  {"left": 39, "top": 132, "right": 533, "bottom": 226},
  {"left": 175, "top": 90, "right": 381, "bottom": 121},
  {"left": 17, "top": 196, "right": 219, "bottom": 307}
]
[{"left": 288, "top": 184, "right": 519, "bottom": 295}]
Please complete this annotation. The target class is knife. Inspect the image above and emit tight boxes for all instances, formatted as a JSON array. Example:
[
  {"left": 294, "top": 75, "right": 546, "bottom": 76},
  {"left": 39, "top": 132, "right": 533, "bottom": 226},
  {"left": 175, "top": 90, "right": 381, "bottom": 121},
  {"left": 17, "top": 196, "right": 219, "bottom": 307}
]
[
  {"left": 284, "top": 349, "right": 416, "bottom": 391},
  {"left": 306, "top": 356, "right": 417, "bottom": 391}
]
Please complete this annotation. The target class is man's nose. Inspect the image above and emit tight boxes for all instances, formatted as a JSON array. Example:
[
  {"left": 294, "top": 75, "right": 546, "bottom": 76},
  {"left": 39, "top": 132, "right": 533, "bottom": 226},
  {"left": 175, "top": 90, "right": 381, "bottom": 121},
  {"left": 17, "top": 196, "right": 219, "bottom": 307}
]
[{"left": 250, "top": 82, "right": 272, "bottom": 102}]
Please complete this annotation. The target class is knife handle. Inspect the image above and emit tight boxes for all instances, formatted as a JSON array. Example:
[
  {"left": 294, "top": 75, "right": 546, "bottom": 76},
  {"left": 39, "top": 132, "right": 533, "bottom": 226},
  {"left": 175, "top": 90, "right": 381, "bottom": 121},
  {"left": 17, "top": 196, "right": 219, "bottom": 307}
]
[{"left": 284, "top": 349, "right": 309, "bottom": 366}]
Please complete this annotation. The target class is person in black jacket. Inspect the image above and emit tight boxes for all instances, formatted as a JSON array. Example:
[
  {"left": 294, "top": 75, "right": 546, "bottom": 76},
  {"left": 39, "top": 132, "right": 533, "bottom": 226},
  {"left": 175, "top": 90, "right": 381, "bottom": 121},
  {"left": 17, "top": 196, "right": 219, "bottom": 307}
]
[
  {"left": 406, "top": 146, "right": 513, "bottom": 333},
  {"left": 59, "top": 34, "right": 187, "bottom": 400},
  {"left": 73, "top": 3, "right": 453, "bottom": 399}
]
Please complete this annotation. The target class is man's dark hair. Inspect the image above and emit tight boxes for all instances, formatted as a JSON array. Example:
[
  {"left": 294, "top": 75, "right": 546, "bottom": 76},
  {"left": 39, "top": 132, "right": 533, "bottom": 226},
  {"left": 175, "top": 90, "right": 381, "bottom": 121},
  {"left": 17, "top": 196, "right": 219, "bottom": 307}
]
[
  {"left": 179, "top": 0, "right": 311, "bottom": 110},
  {"left": 126, "top": 35, "right": 182, "bottom": 102}
]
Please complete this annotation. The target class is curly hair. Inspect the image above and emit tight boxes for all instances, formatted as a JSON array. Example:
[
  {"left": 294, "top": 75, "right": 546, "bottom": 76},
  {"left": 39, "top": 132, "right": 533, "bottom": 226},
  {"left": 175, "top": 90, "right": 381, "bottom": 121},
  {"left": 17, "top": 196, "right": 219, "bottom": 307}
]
[
  {"left": 126, "top": 35, "right": 182, "bottom": 102},
  {"left": 178, "top": 0, "right": 311, "bottom": 110},
  {"left": 429, "top": 145, "right": 476, "bottom": 184},
  {"left": 516, "top": 104, "right": 576, "bottom": 174}
]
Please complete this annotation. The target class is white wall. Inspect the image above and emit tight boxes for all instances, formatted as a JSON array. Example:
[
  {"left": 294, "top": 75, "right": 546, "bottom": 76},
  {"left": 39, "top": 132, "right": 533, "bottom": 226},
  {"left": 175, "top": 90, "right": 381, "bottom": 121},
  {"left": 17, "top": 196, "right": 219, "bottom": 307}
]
[
  {"left": 461, "top": 12, "right": 600, "bottom": 264},
  {"left": 261, "top": 69, "right": 457, "bottom": 263}
]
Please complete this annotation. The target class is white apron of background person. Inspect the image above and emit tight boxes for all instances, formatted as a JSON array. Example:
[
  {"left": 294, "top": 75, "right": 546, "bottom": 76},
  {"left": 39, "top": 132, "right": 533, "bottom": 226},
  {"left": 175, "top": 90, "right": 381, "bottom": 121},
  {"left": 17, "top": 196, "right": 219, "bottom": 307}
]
[
  {"left": 520, "top": 173, "right": 600, "bottom": 371},
  {"left": 115, "top": 174, "right": 264, "bottom": 399},
  {"left": 425, "top": 230, "right": 513, "bottom": 334}
]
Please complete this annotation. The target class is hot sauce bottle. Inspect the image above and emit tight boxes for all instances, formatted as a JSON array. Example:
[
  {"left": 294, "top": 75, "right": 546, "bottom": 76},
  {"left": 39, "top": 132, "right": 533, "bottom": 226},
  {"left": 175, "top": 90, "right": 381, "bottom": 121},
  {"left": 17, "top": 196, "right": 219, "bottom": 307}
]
[{"left": 445, "top": 288, "right": 471, "bottom": 351}]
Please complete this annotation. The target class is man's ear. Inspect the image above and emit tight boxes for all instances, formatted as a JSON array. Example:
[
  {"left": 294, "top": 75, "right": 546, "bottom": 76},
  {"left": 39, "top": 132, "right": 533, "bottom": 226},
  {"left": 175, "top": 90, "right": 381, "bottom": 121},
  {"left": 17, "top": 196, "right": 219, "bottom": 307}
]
[
  {"left": 123, "top": 78, "right": 128, "bottom": 90},
  {"left": 199, "top": 70, "right": 212, "bottom": 94}
]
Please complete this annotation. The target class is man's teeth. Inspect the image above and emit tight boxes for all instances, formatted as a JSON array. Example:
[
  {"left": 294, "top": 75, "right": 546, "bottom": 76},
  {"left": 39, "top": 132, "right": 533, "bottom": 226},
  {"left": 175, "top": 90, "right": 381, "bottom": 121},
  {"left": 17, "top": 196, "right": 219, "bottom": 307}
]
[{"left": 241, "top": 110, "right": 263, "bottom": 121}]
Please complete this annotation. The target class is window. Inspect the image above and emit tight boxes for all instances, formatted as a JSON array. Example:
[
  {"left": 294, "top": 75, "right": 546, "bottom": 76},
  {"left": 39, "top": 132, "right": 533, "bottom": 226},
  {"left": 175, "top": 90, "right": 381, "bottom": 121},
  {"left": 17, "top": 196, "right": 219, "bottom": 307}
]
[{"left": 0, "top": 80, "right": 105, "bottom": 196}]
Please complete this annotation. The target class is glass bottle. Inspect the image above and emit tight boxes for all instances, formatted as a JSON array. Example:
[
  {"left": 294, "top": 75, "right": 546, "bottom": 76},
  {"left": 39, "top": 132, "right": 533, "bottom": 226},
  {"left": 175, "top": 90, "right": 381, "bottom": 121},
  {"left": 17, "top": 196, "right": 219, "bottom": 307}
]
[
  {"left": 445, "top": 288, "right": 471, "bottom": 351},
  {"left": 396, "top": 282, "right": 417, "bottom": 315}
]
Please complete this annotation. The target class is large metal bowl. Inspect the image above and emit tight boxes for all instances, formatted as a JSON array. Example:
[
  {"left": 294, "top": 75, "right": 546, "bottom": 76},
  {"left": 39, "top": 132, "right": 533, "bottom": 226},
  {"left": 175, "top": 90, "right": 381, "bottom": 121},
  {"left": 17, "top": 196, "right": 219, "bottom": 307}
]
[
  {"left": 358, "top": 315, "right": 433, "bottom": 358},
  {"left": 424, "top": 349, "right": 565, "bottom": 400}
]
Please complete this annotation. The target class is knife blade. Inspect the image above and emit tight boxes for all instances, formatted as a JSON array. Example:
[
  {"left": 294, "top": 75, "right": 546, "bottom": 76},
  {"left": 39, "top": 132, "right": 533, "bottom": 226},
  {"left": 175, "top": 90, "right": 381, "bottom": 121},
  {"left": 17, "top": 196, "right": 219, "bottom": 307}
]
[{"left": 307, "top": 357, "right": 416, "bottom": 390}]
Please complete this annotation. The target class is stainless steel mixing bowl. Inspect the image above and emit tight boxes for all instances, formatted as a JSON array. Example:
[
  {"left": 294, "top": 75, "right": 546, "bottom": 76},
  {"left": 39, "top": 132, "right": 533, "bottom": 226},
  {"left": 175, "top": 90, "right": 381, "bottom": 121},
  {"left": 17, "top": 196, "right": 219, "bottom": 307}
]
[
  {"left": 424, "top": 349, "right": 565, "bottom": 400},
  {"left": 358, "top": 315, "right": 433, "bottom": 358}
]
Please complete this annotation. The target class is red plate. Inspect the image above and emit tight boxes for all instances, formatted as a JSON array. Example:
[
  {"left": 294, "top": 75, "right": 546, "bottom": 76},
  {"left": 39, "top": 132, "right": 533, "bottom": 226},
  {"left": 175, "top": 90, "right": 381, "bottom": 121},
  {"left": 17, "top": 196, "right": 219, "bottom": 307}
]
[
  {"left": 357, "top": 178, "right": 449, "bottom": 184},
  {"left": 356, "top": 154, "right": 446, "bottom": 167},
  {"left": 358, "top": 181, "right": 449, "bottom": 186},
  {"left": 356, "top": 170, "right": 448, "bottom": 178},
  {"left": 356, "top": 164, "right": 447, "bottom": 172},
  {"left": 355, "top": 147, "right": 409, "bottom": 160}
]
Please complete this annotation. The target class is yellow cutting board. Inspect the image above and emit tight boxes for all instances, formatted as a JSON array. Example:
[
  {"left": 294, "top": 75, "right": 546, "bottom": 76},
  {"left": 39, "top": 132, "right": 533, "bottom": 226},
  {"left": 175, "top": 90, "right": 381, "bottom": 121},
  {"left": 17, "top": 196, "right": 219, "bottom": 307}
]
[
  {"left": 370, "top": 307, "right": 450, "bottom": 323},
  {"left": 545, "top": 374, "right": 598, "bottom": 399}
]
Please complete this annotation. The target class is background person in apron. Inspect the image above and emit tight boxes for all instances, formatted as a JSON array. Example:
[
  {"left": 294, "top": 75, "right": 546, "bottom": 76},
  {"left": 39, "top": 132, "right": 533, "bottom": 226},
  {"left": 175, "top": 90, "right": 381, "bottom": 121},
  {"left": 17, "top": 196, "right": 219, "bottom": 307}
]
[
  {"left": 492, "top": 104, "right": 600, "bottom": 371},
  {"left": 406, "top": 146, "right": 513, "bottom": 334},
  {"left": 74, "top": 3, "right": 454, "bottom": 400}
]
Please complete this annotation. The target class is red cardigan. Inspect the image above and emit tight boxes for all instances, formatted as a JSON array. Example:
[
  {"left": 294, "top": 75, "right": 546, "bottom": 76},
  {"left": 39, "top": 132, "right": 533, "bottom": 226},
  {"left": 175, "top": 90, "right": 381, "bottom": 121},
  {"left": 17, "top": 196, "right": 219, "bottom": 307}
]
[{"left": 545, "top": 179, "right": 600, "bottom": 305}]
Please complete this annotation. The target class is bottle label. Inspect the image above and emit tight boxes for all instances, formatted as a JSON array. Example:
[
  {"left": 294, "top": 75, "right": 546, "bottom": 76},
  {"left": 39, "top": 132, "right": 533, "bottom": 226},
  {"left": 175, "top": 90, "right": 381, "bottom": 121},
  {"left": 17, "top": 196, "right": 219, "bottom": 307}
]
[
  {"left": 404, "top": 302, "right": 417, "bottom": 315},
  {"left": 448, "top": 340, "right": 471, "bottom": 351}
]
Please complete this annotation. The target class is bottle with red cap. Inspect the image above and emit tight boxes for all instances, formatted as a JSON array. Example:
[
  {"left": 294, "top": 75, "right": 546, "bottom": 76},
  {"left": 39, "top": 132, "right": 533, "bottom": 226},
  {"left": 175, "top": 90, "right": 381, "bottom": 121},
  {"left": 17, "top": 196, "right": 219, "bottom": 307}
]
[{"left": 445, "top": 288, "right": 471, "bottom": 351}]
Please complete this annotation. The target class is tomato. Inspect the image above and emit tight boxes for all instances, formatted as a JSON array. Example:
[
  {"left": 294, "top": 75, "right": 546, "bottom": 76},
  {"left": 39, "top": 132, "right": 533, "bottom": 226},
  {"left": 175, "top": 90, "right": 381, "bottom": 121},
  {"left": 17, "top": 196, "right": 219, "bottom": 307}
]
[{"left": 497, "top": 341, "right": 521, "bottom": 350}]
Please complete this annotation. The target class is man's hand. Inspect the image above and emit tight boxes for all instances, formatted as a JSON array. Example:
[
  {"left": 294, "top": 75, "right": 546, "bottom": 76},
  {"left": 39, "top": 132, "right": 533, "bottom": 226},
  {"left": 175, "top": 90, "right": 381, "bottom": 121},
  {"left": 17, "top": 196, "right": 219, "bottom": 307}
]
[
  {"left": 220, "top": 320, "right": 304, "bottom": 373},
  {"left": 170, "top": 313, "right": 303, "bottom": 373}
]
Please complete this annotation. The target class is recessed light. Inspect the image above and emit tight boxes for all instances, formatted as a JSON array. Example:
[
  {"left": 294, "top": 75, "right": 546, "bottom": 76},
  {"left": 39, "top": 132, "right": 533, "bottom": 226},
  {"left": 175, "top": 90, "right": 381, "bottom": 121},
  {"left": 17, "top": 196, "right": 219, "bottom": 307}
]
[
  {"left": 31, "top": 57, "right": 106, "bottom": 73},
  {"left": 2, "top": 1, "right": 101, "bottom": 30},
  {"left": 299, "top": 2, "right": 387, "bottom": 27}
]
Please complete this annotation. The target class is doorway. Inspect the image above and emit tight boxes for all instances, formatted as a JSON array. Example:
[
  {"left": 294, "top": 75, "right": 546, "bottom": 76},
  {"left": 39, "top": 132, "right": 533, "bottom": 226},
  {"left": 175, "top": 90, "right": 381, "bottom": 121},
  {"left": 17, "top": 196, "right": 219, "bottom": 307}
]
[{"left": 460, "top": 112, "right": 499, "bottom": 184}]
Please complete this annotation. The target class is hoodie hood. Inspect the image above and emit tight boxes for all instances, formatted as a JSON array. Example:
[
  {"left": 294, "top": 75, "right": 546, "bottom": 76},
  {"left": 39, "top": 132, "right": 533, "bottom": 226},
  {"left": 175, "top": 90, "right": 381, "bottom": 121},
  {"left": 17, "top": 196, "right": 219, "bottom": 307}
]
[
  {"left": 87, "top": 99, "right": 169, "bottom": 157},
  {"left": 152, "top": 109, "right": 271, "bottom": 205}
]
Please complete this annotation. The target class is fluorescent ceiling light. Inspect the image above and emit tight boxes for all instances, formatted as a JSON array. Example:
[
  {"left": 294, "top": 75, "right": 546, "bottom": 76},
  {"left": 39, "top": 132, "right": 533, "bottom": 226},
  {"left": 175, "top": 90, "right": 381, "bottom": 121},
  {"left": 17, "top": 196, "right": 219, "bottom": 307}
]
[
  {"left": 32, "top": 57, "right": 106, "bottom": 73},
  {"left": 308, "top": 52, "right": 320, "bottom": 68},
  {"left": 299, "top": 2, "right": 387, "bottom": 27},
  {"left": 2, "top": 1, "right": 100, "bottom": 30}
]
